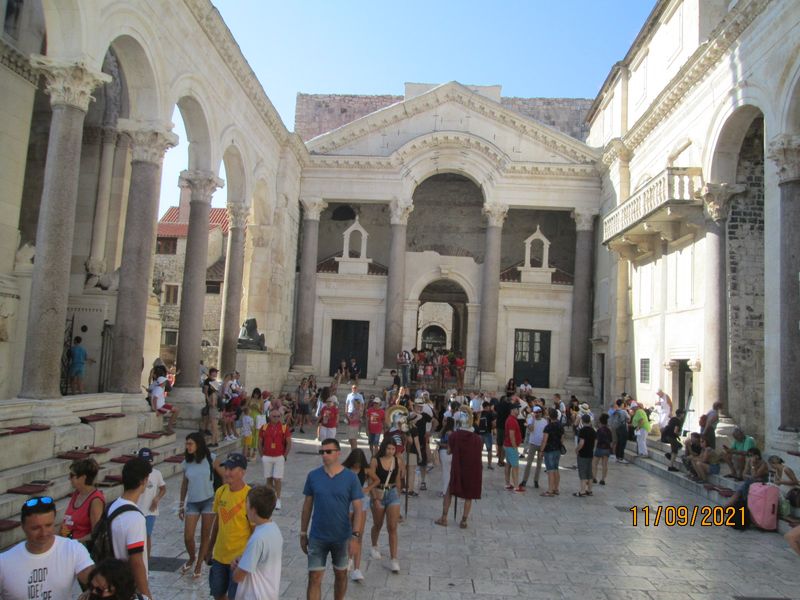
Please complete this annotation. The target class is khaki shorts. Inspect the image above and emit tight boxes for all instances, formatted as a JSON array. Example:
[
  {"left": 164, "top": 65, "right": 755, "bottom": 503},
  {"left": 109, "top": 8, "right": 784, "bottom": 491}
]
[
  {"left": 407, "top": 452, "right": 418, "bottom": 467},
  {"left": 346, "top": 425, "right": 359, "bottom": 440}
]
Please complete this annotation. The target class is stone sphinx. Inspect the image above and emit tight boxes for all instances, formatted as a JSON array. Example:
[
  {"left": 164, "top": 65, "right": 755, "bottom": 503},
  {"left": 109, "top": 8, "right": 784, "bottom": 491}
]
[{"left": 238, "top": 318, "right": 266, "bottom": 351}]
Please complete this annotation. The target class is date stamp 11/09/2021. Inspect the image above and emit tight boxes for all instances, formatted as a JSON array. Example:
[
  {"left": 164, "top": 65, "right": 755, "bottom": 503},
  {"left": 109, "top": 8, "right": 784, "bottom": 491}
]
[{"left": 630, "top": 505, "right": 746, "bottom": 527}]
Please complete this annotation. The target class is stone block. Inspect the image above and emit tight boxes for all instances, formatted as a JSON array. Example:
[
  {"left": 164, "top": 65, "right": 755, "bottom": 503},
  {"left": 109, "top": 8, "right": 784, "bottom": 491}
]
[
  {"left": 0, "top": 429, "right": 54, "bottom": 471},
  {"left": 53, "top": 423, "right": 94, "bottom": 454},
  {"left": 89, "top": 415, "right": 139, "bottom": 446}
]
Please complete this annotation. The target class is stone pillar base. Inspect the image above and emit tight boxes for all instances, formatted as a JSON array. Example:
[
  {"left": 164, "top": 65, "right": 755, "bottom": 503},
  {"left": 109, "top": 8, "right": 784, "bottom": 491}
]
[
  {"left": 30, "top": 399, "right": 82, "bottom": 427},
  {"left": 478, "top": 372, "right": 499, "bottom": 396},
  {"left": 168, "top": 386, "right": 205, "bottom": 431}
]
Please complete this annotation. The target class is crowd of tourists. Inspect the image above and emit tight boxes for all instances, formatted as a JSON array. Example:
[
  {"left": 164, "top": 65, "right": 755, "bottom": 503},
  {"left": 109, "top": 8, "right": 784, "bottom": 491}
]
[{"left": 2, "top": 362, "right": 799, "bottom": 600}]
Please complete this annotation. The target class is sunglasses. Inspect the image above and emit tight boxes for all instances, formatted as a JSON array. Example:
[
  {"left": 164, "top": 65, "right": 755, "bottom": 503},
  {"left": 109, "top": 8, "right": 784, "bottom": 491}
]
[
  {"left": 318, "top": 449, "right": 339, "bottom": 455},
  {"left": 23, "top": 496, "right": 54, "bottom": 509},
  {"left": 89, "top": 584, "right": 111, "bottom": 595}
]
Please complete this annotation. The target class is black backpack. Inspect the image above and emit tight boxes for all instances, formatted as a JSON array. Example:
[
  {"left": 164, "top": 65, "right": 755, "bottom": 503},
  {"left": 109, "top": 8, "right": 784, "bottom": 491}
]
[
  {"left": 206, "top": 454, "right": 223, "bottom": 491},
  {"left": 87, "top": 503, "right": 143, "bottom": 562}
]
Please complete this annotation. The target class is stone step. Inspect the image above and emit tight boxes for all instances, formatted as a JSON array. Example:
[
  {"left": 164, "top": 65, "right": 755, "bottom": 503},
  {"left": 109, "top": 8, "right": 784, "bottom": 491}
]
[{"left": 0, "top": 430, "right": 240, "bottom": 551}]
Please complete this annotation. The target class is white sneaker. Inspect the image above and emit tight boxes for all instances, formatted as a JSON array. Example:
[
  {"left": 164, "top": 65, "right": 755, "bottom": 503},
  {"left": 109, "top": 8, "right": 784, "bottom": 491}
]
[
  {"left": 390, "top": 559, "right": 400, "bottom": 573},
  {"left": 370, "top": 547, "right": 382, "bottom": 559},
  {"left": 275, "top": 499, "right": 281, "bottom": 511},
  {"left": 619, "top": 458, "right": 629, "bottom": 464},
  {"left": 351, "top": 569, "right": 364, "bottom": 581}
]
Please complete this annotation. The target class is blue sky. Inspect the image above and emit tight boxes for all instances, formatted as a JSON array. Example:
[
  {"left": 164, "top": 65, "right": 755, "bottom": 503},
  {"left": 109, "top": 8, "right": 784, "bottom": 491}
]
[{"left": 160, "top": 0, "right": 655, "bottom": 214}]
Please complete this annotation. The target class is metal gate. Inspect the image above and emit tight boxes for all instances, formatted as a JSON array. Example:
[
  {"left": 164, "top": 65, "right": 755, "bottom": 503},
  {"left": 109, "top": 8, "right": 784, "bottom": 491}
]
[
  {"left": 59, "top": 315, "right": 75, "bottom": 395},
  {"left": 98, "top": 320, "right": 114, "bottom": 392}
]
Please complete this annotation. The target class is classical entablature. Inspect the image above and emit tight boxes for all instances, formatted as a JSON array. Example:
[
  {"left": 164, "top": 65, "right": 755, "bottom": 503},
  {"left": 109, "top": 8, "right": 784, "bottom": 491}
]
[{"left": 300, "top": 82, "right": 602, "bottom": 212}]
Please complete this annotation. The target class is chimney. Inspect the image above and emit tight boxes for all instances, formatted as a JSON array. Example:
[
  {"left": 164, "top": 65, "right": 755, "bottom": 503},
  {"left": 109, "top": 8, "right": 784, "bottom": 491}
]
[{"left": 177, "top": 177, "right": 191, "bottom": 223}]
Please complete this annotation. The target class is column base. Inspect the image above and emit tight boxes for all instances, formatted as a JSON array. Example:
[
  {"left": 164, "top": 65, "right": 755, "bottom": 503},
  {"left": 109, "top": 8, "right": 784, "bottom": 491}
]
[
  {"left": 289, "top": 364, "right": 315, "bottom": 374},
  {"left": 564, "top": 377, "right": 595, "bottom": 404},
  {"left": 168, "top": 386, "right": 206, "bottom": 430},
  {"left": 477, "top": 372, "right": 499, "bottom": 395}
]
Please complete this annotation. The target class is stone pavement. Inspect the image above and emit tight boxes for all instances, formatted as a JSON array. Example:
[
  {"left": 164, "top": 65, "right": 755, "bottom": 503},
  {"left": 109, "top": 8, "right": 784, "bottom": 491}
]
[{"left": 146, "top": 432, "right": 800, "bottom": 600}]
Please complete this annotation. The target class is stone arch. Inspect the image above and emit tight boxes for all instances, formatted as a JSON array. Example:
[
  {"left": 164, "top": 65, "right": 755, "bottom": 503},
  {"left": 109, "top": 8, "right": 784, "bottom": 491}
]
[
  {"left": 222, "top": 144, "right": 248, "bottom": 206},
  {"left": 41, "top": 0, "right": 85, "bottom": 58},
  {"left": 167, "top": 76, "right": 217, "bottom": 172},
  {"left": 408, "top": 269, "right": 477, "bottom": 305},
  {"left": 106, "top": 34, "right": 162, "bottom": 122},
  {"left": 707, "top": 104, "right": 764, "bottom": 184},
  {"left": 781, "top": 59, "right": 800, "bottom": 134}
]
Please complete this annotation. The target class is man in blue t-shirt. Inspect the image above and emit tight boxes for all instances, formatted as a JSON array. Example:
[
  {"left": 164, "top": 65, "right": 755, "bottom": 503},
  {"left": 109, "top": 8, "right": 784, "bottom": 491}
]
[
  {"left": 68, "top": 336, "right": 92, "bottom": 394},
  {"left": 300, "top": 438, "right": 363, "bottom": 600}
]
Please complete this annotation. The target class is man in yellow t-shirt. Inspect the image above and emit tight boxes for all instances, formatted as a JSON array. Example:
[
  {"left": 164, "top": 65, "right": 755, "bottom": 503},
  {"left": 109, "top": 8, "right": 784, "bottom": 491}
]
[{"left": 208, "top": 453, "right": 253, "bottom": 600}]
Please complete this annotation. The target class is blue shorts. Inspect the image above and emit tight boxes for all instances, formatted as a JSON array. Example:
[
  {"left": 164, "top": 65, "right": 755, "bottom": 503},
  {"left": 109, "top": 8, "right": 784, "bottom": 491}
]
[
  {"left": 69, "top": 365, "right": 85, "bottom": 377},
  {"left": 145, "top": 515, "right": 156, "bottom": 537},
  {"left": 709, "top": 463, "right": 720, "bottom": 475},
  {"left": 373, "top": 487, "right": 401, "bottom": 508},
  {"left": 185, "top": 497, "right": 214, "bottom": 515},
  {"left": 480, "top": 432, "right": 493, "bottom": 451},
  {"left": 504, "top": 446, "right": 520, "bottom": 468},
  {"left": 307, "top": 537, "right": 349, "bottom": 571},
  {"left": 368, "top": 433, "right": 381, "bottom": 446},
  {"left": 544, "top": 450, "right": 561, "bottom": 472},
  {"left": 209, "top": 560, "right": 238, "bottom": 598},
  {"left": 594, "top": 448, "right": 611, "bottom": 458}
]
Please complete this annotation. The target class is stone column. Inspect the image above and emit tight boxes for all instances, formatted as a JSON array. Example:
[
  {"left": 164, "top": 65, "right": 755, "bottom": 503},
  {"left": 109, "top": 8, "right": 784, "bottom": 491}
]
[
  {"left": 478, "top": 203, "right": 507, "bottom": 375},
  {"left": 768, "top": 135, "right": 800, "bottom": 426},
  {"left": 219, "top": 202, "right": 249, "bottom": 375},
  {"left": 383, "top": 199, "right": 413, "bottom": 370},
  {"left": 699, "top": 183, "right": 745, "bottom": 411},
  {"left": 567, "top": 211, "right": 595, "bottom": 386},
  {"left": 108, "top": 123, "right": 177, "bottom": 393},
  {"left": 85, "top": 127, "right": 118, "bottom": 276},
  {"left": 292, "top": 198, "right": 327, "bottom": 369},
  {"left": 19, "top": 58, "right": 110, "bottom": 399},
  {"left": 175, "top": 171, "right": 223, "bottom": 385}
]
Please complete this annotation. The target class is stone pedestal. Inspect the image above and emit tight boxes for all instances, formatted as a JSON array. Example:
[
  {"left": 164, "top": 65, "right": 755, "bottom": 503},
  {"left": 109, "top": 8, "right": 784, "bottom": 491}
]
[
  {"left": 293, "top": 198, "right": 326, "bottom": 369},
  {"left": 19, "top": 58, "right": 110, "bottom": 399},
  {"left": 108, "top": 123, "right": 177, "bottom": 393},
  {"left": 219, "top": 202, "right": 248, "bottom": 375},
  {"left": 175, "top": 171, "right": 223, "bottom": 385}
]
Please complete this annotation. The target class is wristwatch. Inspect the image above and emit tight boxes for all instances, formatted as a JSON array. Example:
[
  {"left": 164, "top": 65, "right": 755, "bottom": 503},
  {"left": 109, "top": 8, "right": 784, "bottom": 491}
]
[{"left": 352, "top": 531, "right": 361, "bottom": 538}]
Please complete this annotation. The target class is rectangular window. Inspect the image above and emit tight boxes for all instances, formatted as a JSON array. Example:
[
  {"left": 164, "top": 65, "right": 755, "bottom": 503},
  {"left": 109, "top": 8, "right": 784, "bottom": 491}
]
[
  {"left": 161, "top": 330, "right": 178, "bottom": 346},
  {"left": 206, "top": 282, "right": 221, "bottom": 294},
  {"left": 156, "top": 237, "right": 177, "bottom": 254},
  {"left": 640, "top": 358, "right": 650, "bottom": 384},
  {"left": 514, "top": 330, "right": 530, "bottom": 362},
  {"left": 164, "top": 284, "right": 179, "bottom": 305}
]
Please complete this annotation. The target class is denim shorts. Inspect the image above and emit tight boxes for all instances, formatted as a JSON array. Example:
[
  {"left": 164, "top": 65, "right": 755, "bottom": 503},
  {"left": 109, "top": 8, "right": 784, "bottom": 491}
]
[
  {"left": 307, "top": 537, "right": 349, "bottom": 571},
  {"left": 504, "top": 446, "right": 520, "bottom": 468},
  {"left": 544, "top": 450, "right": 561, "bottom": 472},
  {"left": 185, "top": 497, "right": 214, "bottom": 515},
  {"left": 368, "top": 433, "right": 381, "bottom": 446},
  {"left": 373, "top": 487, "right": 400, "bottom": 508},
  {"left": 594, "top": 448, "right": 611, "bottom": 458},
  {"left": 480, "top": 432, "right": 493, "bottom": 451},
  {"left": 209, "top": 560, "right": 238, "bottom": 598},
  {"left": 145, "top": 515, "right": 156, "bottom": 537}
]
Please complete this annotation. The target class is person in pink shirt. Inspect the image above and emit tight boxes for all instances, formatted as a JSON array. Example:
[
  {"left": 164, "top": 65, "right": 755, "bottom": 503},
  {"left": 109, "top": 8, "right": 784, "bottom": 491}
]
[
  {"left": 318, "top": 395, "right": 339, "bottom": 441},
  {"left": 366, "top": 398, "right": 385, "bottom": 457}
]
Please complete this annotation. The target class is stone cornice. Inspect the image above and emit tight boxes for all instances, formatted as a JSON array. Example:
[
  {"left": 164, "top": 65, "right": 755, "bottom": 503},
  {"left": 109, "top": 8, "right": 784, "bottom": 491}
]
[
  {"left": 182, "top": 0, "right": 308, "bottom": 165},
  {"left": 308, "top": 81, "right": 599, "bottom": 165},
  {"left": 0, "top": 36, "right": 38, "bottom": 85},
  {"left": 601, "top": 0, "right": 771, "bottom": 163}
]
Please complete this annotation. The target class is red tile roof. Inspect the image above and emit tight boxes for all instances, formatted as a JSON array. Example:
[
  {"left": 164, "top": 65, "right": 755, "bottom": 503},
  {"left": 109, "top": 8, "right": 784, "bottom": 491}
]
[{"left": 157, "top": 206, "right": 230, "bottom": 238}]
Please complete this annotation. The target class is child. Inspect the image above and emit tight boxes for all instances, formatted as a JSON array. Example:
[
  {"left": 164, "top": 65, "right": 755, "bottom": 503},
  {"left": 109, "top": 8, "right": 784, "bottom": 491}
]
[
  {"left": 575, "top": 413, "right": 596, "bottom": 497},
  {"left": 424, "top": 361, "right": 434, "bottom": 385},
  {"left": 241, "top": 401, "right": 256, "bottom": 461},
  {"left": 135, "top": 447, "right": 166, "bottom": 558},
  {"left": 232, "top": 486, "right": 282, "bottom": 599},
  {"left": 592, "top": 413, "right": 612, "bottom": 485}
]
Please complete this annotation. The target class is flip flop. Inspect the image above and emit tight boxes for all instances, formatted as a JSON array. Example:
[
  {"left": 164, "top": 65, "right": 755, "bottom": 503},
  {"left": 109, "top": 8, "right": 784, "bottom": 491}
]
[
  {"left": 434, "top": 518, "right": 448, "bottom": 527},
  {"left": 540, "top": 491, "right": 555, "bottom": 497},
  {"left": 573, "top": 492, "right": 587, "bottom": 497},
  {"left": 459, "top": 520, "right": 468, "bottom": 529},
  {"left": 179, "top": 561, "right": 194, "bottom": 575}
]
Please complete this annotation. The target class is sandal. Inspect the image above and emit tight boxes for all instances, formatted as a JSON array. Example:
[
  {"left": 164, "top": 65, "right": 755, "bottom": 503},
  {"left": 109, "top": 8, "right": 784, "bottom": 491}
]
[
  {"left": 540, "top": 491, "right": 555, "bottom": 497},
  {"left": 180, "top": 560, "right": 195, "bottom": 575},
  {"left": 459, "top": 519, "right": 468, "bottom": 529},
  {"left": 192, "top": 569, "right": 204, "bottom": 580},
  {"left": 573, "top": 492, "right": 587, "bottom": 497},
  {"left": 434, "top": 517, "right": 448, "bottom": 527}
]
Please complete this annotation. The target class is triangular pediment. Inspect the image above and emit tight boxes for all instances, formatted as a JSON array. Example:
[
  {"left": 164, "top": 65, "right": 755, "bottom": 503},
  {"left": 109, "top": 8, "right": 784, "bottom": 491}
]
[{"left": 305, "top": 82, "right": 599, "bottom": 166}]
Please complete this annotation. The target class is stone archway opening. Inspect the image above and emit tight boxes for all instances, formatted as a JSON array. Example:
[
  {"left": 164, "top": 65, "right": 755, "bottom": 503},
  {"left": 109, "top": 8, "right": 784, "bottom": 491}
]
[{"left": 417, "top": 279, "right": 469, "bottom": 355}]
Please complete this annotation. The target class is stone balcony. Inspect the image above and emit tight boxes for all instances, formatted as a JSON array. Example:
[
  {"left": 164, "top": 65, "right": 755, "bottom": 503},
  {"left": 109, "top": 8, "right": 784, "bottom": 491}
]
[{"left": 602, "top": 167, "right": 705, "bottom": 253}]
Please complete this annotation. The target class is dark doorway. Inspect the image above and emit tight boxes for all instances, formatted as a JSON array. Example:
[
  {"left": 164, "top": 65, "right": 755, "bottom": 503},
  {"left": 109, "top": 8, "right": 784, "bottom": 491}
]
[
  {"left": 513, "top": 329, "right": 551, "bottom": 388},
  {"left": 421, "top": 325, "right": 446, "bottom": 351},
  {"left": 417, "top": 280, "right": 469, "bottom": 355},
  {"left": 329, "top": 320, "right": 369, "bottom": 377}
]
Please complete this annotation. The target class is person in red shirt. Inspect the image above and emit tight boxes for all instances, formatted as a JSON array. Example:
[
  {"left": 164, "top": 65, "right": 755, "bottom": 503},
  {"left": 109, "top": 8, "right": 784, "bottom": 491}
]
[
  {"left": 504, "top": 402, "right": 523, "bottom": 492},
  {"left": 366, "top": 398, "right": 385, "bottom": 457},
  {"left": 318, "top": 395, "right": 339, "bottom": 441},
  {"left": 258, "top": 410, "right": 292, "bottom": 511},
  {"left": 454, "top": 351, "right": 466, "bottom": 389}
]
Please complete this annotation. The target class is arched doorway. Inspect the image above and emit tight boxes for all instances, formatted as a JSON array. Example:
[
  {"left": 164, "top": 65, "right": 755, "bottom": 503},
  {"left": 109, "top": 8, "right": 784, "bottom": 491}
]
[
  {"left": 420, "top": 325, "right": 446, "bottom": 351},
  {"left": 417, "top": 279, "right": 469, "bottom": 355}
]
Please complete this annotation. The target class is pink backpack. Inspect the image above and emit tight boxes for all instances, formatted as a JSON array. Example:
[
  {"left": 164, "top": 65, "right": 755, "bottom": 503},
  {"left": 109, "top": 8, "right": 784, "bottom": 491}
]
[{"left": 747, "top": 483, "right": 779, "bottom": 531}]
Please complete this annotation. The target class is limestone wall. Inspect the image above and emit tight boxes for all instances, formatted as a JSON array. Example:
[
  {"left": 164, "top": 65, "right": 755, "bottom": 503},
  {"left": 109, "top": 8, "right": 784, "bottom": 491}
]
[{"left": 727, "top": 117, "right": 765, "bottom": 442}]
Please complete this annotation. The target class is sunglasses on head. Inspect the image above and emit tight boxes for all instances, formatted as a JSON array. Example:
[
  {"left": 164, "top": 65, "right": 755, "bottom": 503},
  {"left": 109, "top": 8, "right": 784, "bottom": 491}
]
[
  {"left": 23, "top": 496, "right": 54, "bottom": 509},
  {"left": 318, "top": 449, "right": 339, "bottom": 455}
]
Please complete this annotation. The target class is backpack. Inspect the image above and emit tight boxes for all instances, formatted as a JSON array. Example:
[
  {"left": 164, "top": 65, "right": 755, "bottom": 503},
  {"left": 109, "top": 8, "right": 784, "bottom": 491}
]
[
  {"left": 87, "top": 503, "right": 143, "bottom": 562},
  {"left": 206, "top": 453, "right": 223, "bottom": 491}
]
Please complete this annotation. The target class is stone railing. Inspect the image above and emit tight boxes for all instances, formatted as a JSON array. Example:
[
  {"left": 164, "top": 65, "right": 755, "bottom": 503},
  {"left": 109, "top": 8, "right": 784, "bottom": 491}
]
[{"left": 602, "top": 167, "right": 704, "bottom": 243}]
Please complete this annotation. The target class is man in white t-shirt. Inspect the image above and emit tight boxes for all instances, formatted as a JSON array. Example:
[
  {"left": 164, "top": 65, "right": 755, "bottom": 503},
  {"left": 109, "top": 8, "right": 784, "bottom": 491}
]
[
  {"left": 107, "top": 457, "right": 153, "bottom": 599},
  {"left": 520, "top": 406, "right": 548, "bottom": 489},
  {"left": 232, "top": 486, "right": 283, "bottom": 600},
  {"left": 135, "top": 447, "right": 167, "bottom": 557},
  {"left": 149, "top": 367, "right": 180, "bottom": 432},
  {"left": 0, "top": 495, "right": 93, "bottom": 599}
]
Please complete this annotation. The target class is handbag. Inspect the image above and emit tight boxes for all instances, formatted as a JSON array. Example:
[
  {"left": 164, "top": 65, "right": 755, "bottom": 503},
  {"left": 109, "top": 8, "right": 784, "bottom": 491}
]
[{"left": 560, "top": 443, "right": 567, "bottom": 455}]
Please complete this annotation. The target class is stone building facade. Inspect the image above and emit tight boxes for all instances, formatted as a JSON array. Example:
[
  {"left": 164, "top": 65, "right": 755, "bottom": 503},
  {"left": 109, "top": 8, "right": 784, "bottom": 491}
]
[{"left": 0, "top": 0, "right": 798, "bottom": 476}]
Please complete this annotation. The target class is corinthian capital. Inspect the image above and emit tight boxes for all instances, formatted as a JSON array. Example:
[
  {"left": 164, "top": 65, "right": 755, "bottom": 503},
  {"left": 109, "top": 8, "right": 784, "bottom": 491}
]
[
  {"left": 389, "top": 199, "right": 414, "bottom": 225},
  {"left": 179, "top": 170, "right": 224, "bottom": 204},
  {"left": 483, "top": 202, "right": 508, "bottom": 227},
  {"left": 572, "top": 211, "right": 595, "bottom": 231},
  {"left": 118, "top": 118, "right": 178, "bottom": 165},
  {"left": 300, "top": 197, "right": 327, "bottom": 221},
  {"left": 30, "top": 55, "right": 112, "bottom": 111},
  {"left": 768, "top": 134, "right": 800, "bottom": 184},
  {"left": 697, "top": 182, "right": 746, "bottom": 223},
  {"left": 227, "top": 202, "right": 249, "bottom": 229}
]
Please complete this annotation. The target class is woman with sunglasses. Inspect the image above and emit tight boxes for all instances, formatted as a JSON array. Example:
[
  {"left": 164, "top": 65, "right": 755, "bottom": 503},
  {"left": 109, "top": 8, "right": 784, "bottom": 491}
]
[
  {"left": 61, "top": 458, "right": 105, "bottom": 542},
  {"left": 77, "top": 558, "right": 140, "bottom": 600}
]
